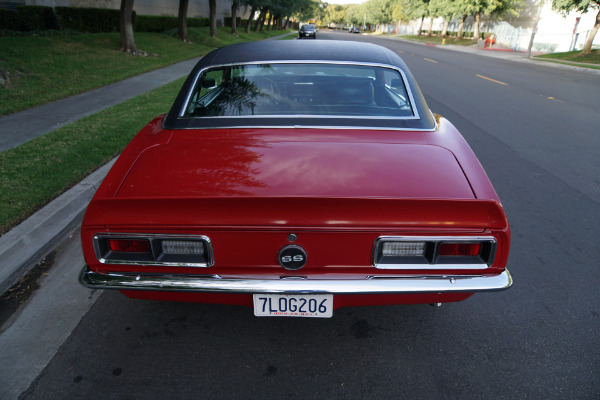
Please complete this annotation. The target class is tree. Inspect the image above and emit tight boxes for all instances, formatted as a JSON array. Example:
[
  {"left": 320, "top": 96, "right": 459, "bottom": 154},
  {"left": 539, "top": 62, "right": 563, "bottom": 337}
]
[
  {"left": 323, "top": 4, "right": 346, "bottom": 25},
  {"left": 119, "top": 0, "right": 136, "bottom": 54},
  {"left": 345, "top": 4, "right": 366, "bottom": 26},
  {"left": 454, "top": 0, "right": 522, "bottom": 40},
  {"left": 397, "top": 0, "right": 430, "bottom": 35},
  {"left": 209, "top": 0, "right": 217, "bottom": 38},
  {"left": 364, "top": 0, "right": 396, "bottom": 26},
  {"left": 178, "top": 0, "right": 190, "bottom": 42},
  {"left": 231, "top": 1, "right": 238, "bottom": 35},
  {"left": 429, "top": 0, "right": 458, "bottom": 36},
  {"left": 254, "top": 7, "right": 267, "bottom": 32},
  {"left": 269, "top": 0, "right": 293, "bottom": 30},
  {"left": 553, "top": 0, "right": 600, "bottom": 54},
  {"left": 245, "top": 6, "right": 256, "bottom": 33}
]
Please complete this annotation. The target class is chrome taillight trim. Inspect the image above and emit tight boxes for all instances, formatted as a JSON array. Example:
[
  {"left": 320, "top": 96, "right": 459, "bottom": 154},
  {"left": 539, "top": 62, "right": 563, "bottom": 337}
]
[
  {"left": 372, "top": 236, "right": 497, "bottom": 270},
  {"left": 93, "top": 233, "right": 214, "bottom": 268}
]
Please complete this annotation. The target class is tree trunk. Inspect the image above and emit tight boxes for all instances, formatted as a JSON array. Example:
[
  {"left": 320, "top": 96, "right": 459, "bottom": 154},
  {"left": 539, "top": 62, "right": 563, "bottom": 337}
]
[
  {"left": 417, "top": 16, "right": 424, "bottom": 36},
  {"left": 260, "top": 8, "right": 268, "bottom": 32},
  {"left": 457, "top": 14, "right": 467, "bottom": 39},
  {"left": 581, "top": 9, "right": 600, "bottom": 55},
  {"left": 209, "top": 0, "right": 217, "bottom": 38},
  {"left": 119, "top": 0, "right": 136, "bottom": 54},
  {"left": 275, "top": 15, "right": 281, "bottom": 30},
  {"left": 267, "top": 13, "right": 273, "bottom": 30},
  {"left": 441, "top": 19, "right": 449, "bottom": 37},
  {"left": 254, "top": 8, "right": 266, "bottom": 32},
  {"left": 178, "top": 0, "right": 189, "bottom": 42},
  {"left": 245, "top": 7, "right": 255, "bottom": 34},
  {"left": 473, "top": 11, "right": 481, "bottom": 41},
  {"left": 231, "top": 1, "right": 237, "bottom": 35},
  {"left": 427, "top": 17, "right": 433, "bottom": 36}
]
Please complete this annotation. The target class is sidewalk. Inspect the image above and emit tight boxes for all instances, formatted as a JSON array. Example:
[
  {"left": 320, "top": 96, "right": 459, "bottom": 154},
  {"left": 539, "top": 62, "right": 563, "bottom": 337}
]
[
  {"left": 0, "top": 35, "right": 597, "bottom": 295},
  {"left": 0, "top": 57, "right": 200, "bottom": 151}
]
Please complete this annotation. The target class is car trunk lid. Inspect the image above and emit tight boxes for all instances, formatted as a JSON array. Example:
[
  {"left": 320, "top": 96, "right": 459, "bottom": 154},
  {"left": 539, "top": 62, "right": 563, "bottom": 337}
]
[{"left": 116, "top": 136, "right": 475, "bottom": 200}]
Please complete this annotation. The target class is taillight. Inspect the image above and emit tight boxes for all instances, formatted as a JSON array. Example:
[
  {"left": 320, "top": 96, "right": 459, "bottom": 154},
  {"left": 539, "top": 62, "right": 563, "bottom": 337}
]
[
  {"left": 439, "top": 243, "right": 481, "bottom": 257},
  {"left": 373, "top": 236, "right": 496, "bottom": 270},
  {"left": 94, "top": 234, "right": 214, "bottom": 267},
  {"left": 108, "top": 239, "right": 150, "bottom": 253}
]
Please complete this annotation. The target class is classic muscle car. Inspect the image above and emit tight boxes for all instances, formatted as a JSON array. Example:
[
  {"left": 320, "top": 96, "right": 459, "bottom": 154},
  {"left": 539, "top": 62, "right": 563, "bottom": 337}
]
[{"left": 79, "top": 40, "right": 512, "bottom": 318}]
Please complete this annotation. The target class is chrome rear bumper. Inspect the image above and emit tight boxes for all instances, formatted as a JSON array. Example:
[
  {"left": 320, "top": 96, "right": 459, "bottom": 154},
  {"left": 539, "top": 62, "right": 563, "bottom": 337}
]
[{"left": 79, "top": 266, "right": 512, "bottom": 294}]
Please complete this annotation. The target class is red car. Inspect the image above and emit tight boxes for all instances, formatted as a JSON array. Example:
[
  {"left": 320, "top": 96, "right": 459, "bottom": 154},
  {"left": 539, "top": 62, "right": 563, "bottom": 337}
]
[{"left": 79, "top": 41, "right": 512, "bottom": 318}]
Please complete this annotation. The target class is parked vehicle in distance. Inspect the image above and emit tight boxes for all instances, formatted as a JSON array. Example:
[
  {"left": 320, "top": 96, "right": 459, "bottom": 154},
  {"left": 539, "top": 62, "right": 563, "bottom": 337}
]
[
  {"left": 349, "top": 26, "right": 361, "bottom": 33},
  {"left": 299, "top": 24, "right": 316, "bottom": 39},
  {"left": 79, "top": 40, "right": 512, "bottom": 318}
]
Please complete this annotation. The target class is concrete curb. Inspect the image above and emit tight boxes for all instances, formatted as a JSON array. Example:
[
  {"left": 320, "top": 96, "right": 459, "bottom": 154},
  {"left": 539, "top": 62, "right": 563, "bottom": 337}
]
[{"left": 0, "top": 159, "right": 116, "bottom": 295}]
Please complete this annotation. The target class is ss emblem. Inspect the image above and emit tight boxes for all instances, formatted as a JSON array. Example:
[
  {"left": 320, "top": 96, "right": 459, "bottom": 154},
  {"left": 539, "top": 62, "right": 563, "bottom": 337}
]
[
  {"left": 281, "top": 255, "right": 304, "bottom": 263},
  {"left": 278, "top": 245, "right": 307, "bottom": 270}
]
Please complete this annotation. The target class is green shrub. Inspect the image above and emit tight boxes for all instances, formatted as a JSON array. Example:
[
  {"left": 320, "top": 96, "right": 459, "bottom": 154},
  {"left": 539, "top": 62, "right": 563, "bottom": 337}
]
[
  {"left": 0, "top": 9, "right": 20, "bottom": 31},
  {"left": 187, "top": 17, "right": 209, "bottom": 28},
  {"left": 17, "top": 5, "right": 58, "bottom": 31},
  {"left": 420, "top": 30, "right": 488, "bottom": 40},
  {"left": 134, "top": 15, "right": 177, "bottom": 32},
  {"left": 134, "top": 15, "right": 209, "bottom": 32},
  {"left": 55, "top": 7, "right": 121, "bottom": 33},
  {"left": 224, "top": 16, "right": 242, "bottom": 27}
]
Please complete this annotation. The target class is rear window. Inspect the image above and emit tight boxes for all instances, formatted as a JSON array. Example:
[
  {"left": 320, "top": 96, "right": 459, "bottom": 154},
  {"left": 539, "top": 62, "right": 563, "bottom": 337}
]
[{"left": 181, "top": 63, "right": 416, "bottom": 119}]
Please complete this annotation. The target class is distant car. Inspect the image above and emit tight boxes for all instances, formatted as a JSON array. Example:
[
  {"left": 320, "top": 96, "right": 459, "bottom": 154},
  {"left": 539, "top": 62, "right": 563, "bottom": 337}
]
[
  {"left": 299, "top": 24, "right": 316, "bottom": 39},
  {"left": 349, "top": 26, "right": 361, "bottom": 33},
  {"left": 79, "top": 41, "right": 512, "bottom": 318}
]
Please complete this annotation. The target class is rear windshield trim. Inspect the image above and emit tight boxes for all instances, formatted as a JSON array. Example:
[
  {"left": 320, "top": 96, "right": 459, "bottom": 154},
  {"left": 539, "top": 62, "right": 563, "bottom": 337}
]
[{"left": 178, "top": 60, "right": 421, "bottom": 121}]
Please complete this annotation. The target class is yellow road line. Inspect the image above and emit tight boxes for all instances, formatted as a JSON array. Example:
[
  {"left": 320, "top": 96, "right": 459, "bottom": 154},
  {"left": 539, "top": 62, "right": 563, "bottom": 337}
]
[
  {"left": 476, "top": 74, "right": 508, "bottom": 86},
  {"left": 548, "top": 96, "right": 565, "bottom": 103},
  {"left": 424, "top": 58, "right": 438, "bottom": 63}
]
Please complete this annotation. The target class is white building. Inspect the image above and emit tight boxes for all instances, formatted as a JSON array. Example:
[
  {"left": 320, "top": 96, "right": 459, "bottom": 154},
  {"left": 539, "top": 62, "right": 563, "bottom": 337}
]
[{"left": 21, "top": 0, "right": 242, "bottom": 25}]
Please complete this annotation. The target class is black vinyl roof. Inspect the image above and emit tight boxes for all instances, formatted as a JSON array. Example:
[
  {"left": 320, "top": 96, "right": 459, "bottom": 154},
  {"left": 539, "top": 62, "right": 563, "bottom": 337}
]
[
  {"left": 163, "top": 40, "right": 435, "bottom": 131},
  {"left": 199, "top": 40, "right": 404, "bottom": 67}
]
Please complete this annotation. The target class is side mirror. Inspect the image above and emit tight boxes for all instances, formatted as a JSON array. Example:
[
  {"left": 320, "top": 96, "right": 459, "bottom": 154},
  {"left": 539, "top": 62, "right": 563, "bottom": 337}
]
[{"left": 201, "top": 78, "right": 217, "bottom": 89}]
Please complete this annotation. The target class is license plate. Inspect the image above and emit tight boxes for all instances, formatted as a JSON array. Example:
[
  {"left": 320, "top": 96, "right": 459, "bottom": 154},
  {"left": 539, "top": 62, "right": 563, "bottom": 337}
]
[{"left": 253, "top": 294, "right": 333, "bottom": 318}]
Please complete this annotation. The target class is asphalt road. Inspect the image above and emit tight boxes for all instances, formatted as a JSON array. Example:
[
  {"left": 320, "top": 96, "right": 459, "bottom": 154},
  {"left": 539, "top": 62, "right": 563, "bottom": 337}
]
[{"left": 9, "top": 31, "right": 600, "bottom": 399}]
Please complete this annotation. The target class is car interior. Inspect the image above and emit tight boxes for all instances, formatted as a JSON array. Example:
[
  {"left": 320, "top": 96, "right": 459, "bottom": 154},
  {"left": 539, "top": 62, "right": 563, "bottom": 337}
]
[{"left": 184, "top": 64, "right": 415, "bottom": 118}]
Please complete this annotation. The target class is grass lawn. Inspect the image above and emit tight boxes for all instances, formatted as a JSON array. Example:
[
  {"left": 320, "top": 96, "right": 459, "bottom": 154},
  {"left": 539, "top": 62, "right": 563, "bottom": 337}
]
[
  {"left": 399, "top": 35, "right": 477, "bottom": 46},
  {"left": 0, "top": 27, "right": 291, "bottom": 116},
  {"left": 535, "top": 49, "right": 600, "bottom": 67}
]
